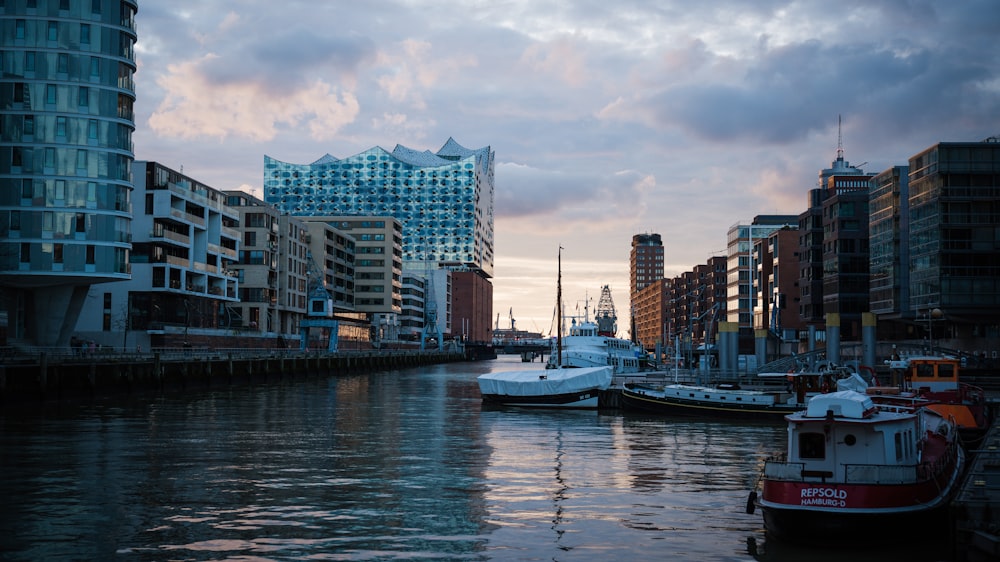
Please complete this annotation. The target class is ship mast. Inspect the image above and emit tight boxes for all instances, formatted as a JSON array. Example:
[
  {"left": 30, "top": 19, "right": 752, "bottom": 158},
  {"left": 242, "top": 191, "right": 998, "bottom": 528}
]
[{"left": 556, "top": 246, "right": 563, "bottom": 367}]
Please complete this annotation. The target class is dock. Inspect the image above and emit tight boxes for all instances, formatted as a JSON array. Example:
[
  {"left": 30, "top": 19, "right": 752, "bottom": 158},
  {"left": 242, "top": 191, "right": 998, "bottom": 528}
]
[{"left": 953, "top": 421, "right": 1000, "bottom": 561}]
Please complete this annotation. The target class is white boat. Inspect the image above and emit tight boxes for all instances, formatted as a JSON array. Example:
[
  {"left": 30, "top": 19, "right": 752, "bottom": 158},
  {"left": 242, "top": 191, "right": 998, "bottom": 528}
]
[
  {"left": 478, "top": 247, "right": 613, "bottom": 408},
  {"left": 546, "top": 317, "right": 647, "bottom": 374},
  {"left": 477, "top": 365, "right": 613, "bottom": 408},
  {"left": 748, "top": 390, "right": 965, "bottom": 543},
  {"left": 546, "top": 285, "right": 648, "bottom": 374},
  {"left": 622, "top": 365, "right": 870, "bottom": 419}
]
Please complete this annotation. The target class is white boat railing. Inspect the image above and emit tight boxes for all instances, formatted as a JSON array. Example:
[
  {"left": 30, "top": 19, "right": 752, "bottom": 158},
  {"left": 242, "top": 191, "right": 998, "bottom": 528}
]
[{"left": 764, "top": 459, "right": 920, "bottom": 485}]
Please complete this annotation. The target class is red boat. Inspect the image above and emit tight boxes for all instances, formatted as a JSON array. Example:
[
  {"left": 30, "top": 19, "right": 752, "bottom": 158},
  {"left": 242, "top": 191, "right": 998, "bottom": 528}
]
[{"left": 748, "top": 390, "right": 965, "bottom": 543}]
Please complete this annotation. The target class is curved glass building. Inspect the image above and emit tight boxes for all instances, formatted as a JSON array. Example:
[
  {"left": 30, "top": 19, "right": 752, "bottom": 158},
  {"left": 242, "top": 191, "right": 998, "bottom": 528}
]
[
  {"left": 263, "top": 138, "right": 494, "bottom": 277},
  {"left": 0, "top": 0, "right": 137, "bottom": 346}
]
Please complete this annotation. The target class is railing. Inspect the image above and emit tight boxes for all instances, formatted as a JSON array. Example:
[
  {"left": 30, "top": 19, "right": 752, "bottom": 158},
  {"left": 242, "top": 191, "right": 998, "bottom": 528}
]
[{"left": 763, "top": 456, "right": 941, "bottom": 485}]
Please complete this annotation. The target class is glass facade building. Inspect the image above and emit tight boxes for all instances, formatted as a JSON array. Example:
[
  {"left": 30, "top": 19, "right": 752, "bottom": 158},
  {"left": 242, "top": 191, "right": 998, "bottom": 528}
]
[
  {"left": 0, "top": 0, "right": 138, "bottom": 346},
  {"left": 263, "top": 138, "right": 495, "bottom": 278},
  {"left": 908, "top": 141, "right": 1000, "bottom": 315}
]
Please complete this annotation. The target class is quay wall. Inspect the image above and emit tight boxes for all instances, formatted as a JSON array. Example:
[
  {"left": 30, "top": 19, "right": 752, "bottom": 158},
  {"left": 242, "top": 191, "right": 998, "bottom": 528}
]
[{"left": 0, "top": 350, "right": 464, "bottom": 405}]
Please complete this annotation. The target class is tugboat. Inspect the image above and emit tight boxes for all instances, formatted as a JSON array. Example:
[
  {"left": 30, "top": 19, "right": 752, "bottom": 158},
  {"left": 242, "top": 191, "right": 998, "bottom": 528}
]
[{"left": 748, "top": 391, "right": 965, "bottom": 543}]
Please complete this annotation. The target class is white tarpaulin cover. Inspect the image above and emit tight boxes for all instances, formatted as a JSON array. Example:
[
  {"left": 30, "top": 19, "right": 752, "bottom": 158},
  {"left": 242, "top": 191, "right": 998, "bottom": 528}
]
[{"left": 478, "top": 366, "right": 613, "bottom": 397}]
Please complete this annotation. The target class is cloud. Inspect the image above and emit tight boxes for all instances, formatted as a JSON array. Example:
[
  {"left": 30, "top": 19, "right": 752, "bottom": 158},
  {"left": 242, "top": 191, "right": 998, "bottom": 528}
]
[
  {"left": 131, "top": 0, "right": 1000, "bottom": 335},
  {"left": 147, "top": 56, "right": 361, "bottom": 142}
]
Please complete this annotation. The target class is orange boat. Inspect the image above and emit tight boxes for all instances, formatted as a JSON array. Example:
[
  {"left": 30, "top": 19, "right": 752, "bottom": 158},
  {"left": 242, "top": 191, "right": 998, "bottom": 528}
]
[{"left": 879, "top": 355, "right": 992, "bottom": 446}]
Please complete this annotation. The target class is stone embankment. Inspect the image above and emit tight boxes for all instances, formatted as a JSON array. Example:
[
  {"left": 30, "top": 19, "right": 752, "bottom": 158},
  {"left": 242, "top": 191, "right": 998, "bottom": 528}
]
[{"left": 0, "top": 348, "right": 464, "bottom": 404}]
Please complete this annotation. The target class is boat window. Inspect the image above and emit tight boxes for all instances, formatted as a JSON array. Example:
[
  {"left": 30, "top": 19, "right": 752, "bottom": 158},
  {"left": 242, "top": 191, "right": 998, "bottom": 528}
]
[
  {"left": 939, "top": 363, "right": 955, "bottom": 379},
  {"left": 844, "top": 434, "right": 856, "bottom": 446},
  {"left": 798, "top": 433, "right": 825, "bottom": 459},
  {"left": 894, "top": 432, "right": 903, "bottom": 461}
]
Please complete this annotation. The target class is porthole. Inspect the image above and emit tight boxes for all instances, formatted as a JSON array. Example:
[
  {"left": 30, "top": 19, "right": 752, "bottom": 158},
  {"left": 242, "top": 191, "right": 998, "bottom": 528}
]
[{"left": 844, "top": 434, "right": 857, "bottom": 446}]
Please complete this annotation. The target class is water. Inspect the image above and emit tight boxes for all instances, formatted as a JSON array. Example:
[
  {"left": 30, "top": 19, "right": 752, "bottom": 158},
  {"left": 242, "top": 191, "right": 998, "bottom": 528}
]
[{"left": 0, "top": 356, "right": 954, "bottom": 561}]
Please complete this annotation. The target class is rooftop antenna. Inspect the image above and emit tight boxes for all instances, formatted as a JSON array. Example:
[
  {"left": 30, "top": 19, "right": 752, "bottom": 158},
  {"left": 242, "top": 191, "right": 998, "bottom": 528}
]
[{"left": 837, "top": 115, "right": 844, "bottom": 162}]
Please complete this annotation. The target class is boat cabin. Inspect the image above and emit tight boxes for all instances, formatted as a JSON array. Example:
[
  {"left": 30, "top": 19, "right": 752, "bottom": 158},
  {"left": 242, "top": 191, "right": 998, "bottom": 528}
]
[
  {"left": 786, "top": 391, "right": 922, "bottom": 482},
  {"left": 888, "top": 356, "right": 961, "bottom": 394}
]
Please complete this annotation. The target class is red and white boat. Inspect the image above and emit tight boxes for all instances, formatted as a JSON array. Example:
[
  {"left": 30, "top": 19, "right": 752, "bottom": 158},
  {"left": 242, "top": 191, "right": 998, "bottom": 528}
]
[{"left": 748, "top": 390, "right": 965, "bottom": 543}]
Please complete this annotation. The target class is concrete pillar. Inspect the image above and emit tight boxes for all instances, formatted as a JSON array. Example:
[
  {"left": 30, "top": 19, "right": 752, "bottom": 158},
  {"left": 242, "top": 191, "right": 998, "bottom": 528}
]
[
  {"left": 719, "top": 322, "right": 739, "bottom": 375},
  {"left": 826, "top": 313, "right": 841, "bottom": 366},
  {"left": 862, "top": 313, "right": 877, "bottom": 370},
  {"left": 755, "top": 329, "right": 768, "bottom": 371}
]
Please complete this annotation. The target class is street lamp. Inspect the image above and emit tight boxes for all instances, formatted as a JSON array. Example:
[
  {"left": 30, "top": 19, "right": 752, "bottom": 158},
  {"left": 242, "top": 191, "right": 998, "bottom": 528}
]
[{"left": 924, "top": 307, "right": 943, "bottom": 353}]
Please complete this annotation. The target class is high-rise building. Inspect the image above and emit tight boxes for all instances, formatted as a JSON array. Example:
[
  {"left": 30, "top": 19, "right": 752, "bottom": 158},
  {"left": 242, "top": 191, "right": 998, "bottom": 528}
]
[
  {"left": 0, "top": 0, "right": 138, "bottom": 346},
  {"left": 906, "top": 139, "right": 1000, "bottom": 348},
  {"left": 262, "top": 138, "right": 493, "bottom": 340},
  {"left": 796, "top": 144, "right": 873, "bottom": 339},
  {"left": 868, "top": 165, "right": 909, "bottom": 319},
  {"left": 629, "top": 233, "right": 663, "bottom": 339}
]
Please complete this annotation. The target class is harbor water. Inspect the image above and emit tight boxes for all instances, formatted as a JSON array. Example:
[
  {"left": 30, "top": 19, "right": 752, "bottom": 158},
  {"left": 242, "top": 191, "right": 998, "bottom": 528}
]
[{"left": 0, "top": 355, "right": 953, "bottom": 561}]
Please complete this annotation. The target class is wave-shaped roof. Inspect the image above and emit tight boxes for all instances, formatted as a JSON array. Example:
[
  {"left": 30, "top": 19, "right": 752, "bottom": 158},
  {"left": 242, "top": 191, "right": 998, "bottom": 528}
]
[
  {"left": 311, "top": 153, "right": 340, "bottom": 165},
  {"left": 269, "top": 138, "right": 492, "bottom": 169}
]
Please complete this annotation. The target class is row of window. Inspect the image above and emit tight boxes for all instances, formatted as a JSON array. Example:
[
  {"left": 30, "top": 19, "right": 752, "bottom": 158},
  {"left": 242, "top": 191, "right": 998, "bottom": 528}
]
[
  {"left": 1, "top": 82, "right": 135, "bottom": 120},
  {"left": 3, "top": 241, "right": 129, "bottom": 274},
  {"left": 3, "top": 145, "right": 131, "bottom": 180},
  {"left": 4, "top": 16, "right": 135, "bottom": 58},
  {"left": 0, "top": 178, "right": 128, "bottom": 210},
  {"left": 1, "top": 114, "right": 131, "bottom": 149}
]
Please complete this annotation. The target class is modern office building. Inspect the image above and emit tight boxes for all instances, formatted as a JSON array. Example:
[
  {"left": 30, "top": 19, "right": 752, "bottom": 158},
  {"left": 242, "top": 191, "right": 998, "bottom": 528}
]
[
  {"left": 796, "top": 145, "right": 873, "bottom": 340},
  {"left": 0, "top": 0, "right": 138, "bottom": 346},
  {"left": 262, "top": 138, "right": 493, "bottom": 340},
  {"left": 905, "top": 139, "right": 1000, "bottom": 349},
  {"left": 299, "top": 216, "right": 402, "bottom": 341},
  {"left": 75, "top": 162, "right": 240, "bottom": 350},
  {"left": 629, "top": 233, "right": 663, "bottom": 339},
  {"left": 868, "top": 165, "right": 909, "bottom": 321},
  {"left": 726, "top": 216, "right": 796, "bottom": 347}
]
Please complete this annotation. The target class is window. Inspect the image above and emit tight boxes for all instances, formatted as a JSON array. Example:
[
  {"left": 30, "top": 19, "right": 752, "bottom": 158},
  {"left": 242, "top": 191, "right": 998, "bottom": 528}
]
[
  {"left": 46, "top": 84, "right": 57, "bottom": 105},
  {"left": 76, "top": 150, "right": 88, "bottom": 170},
  {"left": 80, "top": 24, "right": 90, "bottom": 44},
  {"left": 16, "top": 20, "right": 25, "bottom": 40},
  {"left": 24, "top": 51, "right": 35, "bottom": 72},
  {"left": 798, "top": 432, "right": 825, "bottom": 459},
  {"left": 23, "top": 115, "right": 34, "bottom": 136},
  {"left": 90, "top": 56, "right": 99, "bottom": 77},
  {"left": 86, "top": 245, "right": 95, "bottom": 264},
  {"left": 91, "top": 0, "right": 101, "bottom": 14},
  {"left": 53, "top": 244, "right": 63, "bottom": 263},
  {"left": 56, "top": 116, "right": 67, "bottom": 137},
  {"left": 78, "top": 87, "right": 89, "bottom": 107},
  {"left": 88, "top": 120, "right": 98, "bottom": 140},
  {"left": 47, "top": 22, "right": 58, "bottom": 42},
  {"left": 20, "top": 243, "right": 30, "bottom": 263},
  {"left": 57, "top": 53, "right": 68, "bottom": 73}
]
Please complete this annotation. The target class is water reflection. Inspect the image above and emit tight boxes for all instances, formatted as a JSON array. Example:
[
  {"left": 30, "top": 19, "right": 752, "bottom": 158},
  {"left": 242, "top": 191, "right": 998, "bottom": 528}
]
[{"left": 0, "top": 356, "right": 954, "bottom": 561}]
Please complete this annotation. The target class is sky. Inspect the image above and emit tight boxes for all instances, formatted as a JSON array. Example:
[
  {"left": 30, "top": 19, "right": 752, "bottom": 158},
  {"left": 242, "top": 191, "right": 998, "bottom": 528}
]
[{"left": 132, "top": 0, "right": 1000, "bottom": 338}]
